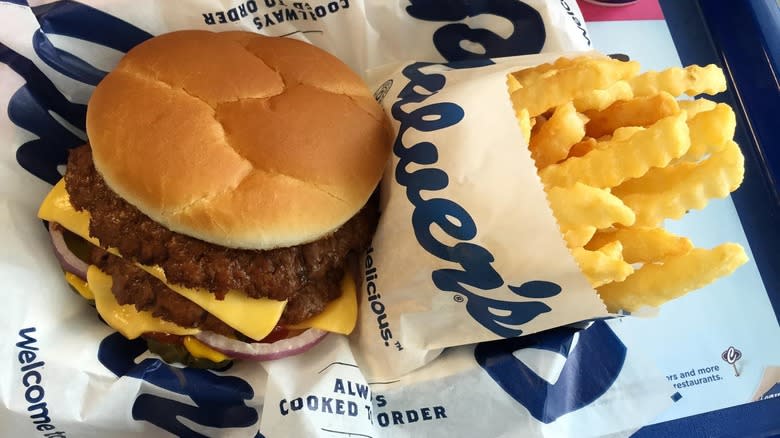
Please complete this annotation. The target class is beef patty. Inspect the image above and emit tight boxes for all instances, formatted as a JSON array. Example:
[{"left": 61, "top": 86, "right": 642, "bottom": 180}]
[
  {"left": 65, "top": 144, "right": 377, "bottom": 325},
  {"left": 91, "top": 248, "right": 239, "bottom": 337}
]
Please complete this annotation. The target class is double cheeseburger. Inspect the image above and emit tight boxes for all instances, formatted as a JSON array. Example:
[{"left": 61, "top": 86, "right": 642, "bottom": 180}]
[{"left": 38, "top": 30, "right": 391, "bottom": 366}]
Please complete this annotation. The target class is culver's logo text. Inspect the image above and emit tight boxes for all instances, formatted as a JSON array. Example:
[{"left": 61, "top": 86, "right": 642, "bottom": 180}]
[{"left": 390, "top": 61, "right": 562, "bottom": 338}]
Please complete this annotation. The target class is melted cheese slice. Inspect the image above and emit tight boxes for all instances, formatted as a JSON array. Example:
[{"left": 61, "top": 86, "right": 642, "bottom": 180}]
[
  {"left": 71, "top": 269, "right": 238, "bottom": 361},
  {"left": 87, "top": 266, "right": 200, "bottom": 339},
  {"left": 65, "top": 271, "right": 94, "bottom": 300},
  {"left": 39, "top": 179, "right": 357, "bottom": 339},
  {"left": 183, "top": 336, "right": 230, "bottom": 362},
  {"left": 287, "top": 270, "right": 357, "bottom": 334}
]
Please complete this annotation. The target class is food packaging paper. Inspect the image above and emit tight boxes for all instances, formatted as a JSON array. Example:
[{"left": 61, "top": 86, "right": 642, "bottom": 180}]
[
  {"left": 353, "top": 54, "right": 610, "bottom": 379},
  {"left": 0, "top": 1, "right": 672, "bottom": 436}
]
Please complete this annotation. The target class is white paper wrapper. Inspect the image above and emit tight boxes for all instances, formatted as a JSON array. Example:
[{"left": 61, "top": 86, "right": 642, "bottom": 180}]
[
  {"left": 257, "top": 321, "right": 672, "bottom": 438},
  {"left": 0, "top": 0, "right": 590, "bottom": 102},
  {"left": 1, "top": 1, "right": 671, "bottom": 436}
]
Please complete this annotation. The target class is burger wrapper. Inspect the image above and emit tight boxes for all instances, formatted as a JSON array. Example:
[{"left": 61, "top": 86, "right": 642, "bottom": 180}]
[{"left": 0, "top": 1, "right": 674, "bottom": 437}]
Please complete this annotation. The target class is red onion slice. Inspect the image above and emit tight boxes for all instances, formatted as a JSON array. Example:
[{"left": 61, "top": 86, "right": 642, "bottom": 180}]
[
  {"left": 48, "top": 222, "right": 89, "bottom": 280},
  {"left": 195, "top": 328, "right": 328, "bottom": 361}
]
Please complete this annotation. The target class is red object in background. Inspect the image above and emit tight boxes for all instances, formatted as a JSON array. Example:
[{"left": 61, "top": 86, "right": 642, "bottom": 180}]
[{"left": 577, "top": 0, "right": 664, "bottom": 21}]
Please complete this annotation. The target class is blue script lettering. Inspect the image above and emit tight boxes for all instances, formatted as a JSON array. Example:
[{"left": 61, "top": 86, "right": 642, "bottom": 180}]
[
  {"left": 406, "top": 0, "right": 545, "bottom": 61},
  {"left": 475, "top": 320, "right": 626, "bottom": 423},
  {"left": 391, "top": 62, "right": 561, "bottom": 337},
  {"left": 98, "top": 333, "right": 258, "bottom": 438}
]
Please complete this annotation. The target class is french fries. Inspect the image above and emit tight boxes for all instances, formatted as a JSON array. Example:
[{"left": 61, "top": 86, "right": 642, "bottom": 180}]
[
  {"left": 572, "top": 245, "right": 634, "bottom": 288},
  {"left": 682, "top": 103, "right": 736, "bottom": 161},
  {"left": 573, "top": 81, "right": 633, "bottom": 112},
  {"left": 539, "top": 112, "right": 690, "bottom": 189},
  {"left": 629, "top": 64, "right": 727, "bottom": 97},
  {"left": 584, "top": 92, "right": 679, "bottom": 139},
  {"left": 508, "top": 56, "right": 747, "bottom": 312},
  {"left": 618, "top": 140, "right": 745, "bottom": 227},
  {"left": 598, "top": 244, "right": 747, "bottom": 312},
  {"left": 678, "top": 98, "right": 717, "bottom": 118},
  {"left": 547, "top": 183, "right": 635, "bottom": 230},
  {"left": 510, "top": 57, "right": 640, "bottom": 117},
  {"left": 529, "top": 102, "right": 587, "bottom": 167},
  {"left": 586, "top": 227, "right": 693, "bottom": 264}
]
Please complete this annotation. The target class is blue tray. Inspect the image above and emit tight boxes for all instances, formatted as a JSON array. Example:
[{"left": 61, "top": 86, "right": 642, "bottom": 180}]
[{"left": 635, "top": 1, "right": 780, "bottom": 436}]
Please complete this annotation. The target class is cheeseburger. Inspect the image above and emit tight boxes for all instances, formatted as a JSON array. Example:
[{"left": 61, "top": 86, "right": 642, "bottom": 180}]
[{"left": 38, "top": 30, "right": 391, "bottom": 366}]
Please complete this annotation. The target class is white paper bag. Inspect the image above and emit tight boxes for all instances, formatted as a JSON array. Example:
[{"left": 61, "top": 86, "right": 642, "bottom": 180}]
[{"left": 353, "top": 55, "right": 609, "bottom": 379}]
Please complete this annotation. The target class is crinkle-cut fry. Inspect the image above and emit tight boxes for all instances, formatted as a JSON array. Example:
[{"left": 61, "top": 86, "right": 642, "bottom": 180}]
[
  {"left": 563, "top": 225, "right": 597, "bottom": 248},
  {"left": 531, "top": 115, "right": 548, "bottom": 136},
  {"left": 597, "top": 243, "right": 747, "bottom": 312},
  {"left": 618, "top": 140, "right": 745, "bottom": 227},
  {"left": 584, "top": 92, "right": 680, "bottom": 139},
  {"left": 516, "top": 107, "right": 532, "bottom": 144},
  {"left": 613, "top": 160, "right": 697, "bottom": 196},
  {"left": 611, "top": 126, "right": 645, "bottom": 142},
  {"left": 571, "top": 247, "right": 634, "bottom": 288},
  {"left": 573, "top": 81, "right": 633, "bottom": 114},
  {"left": 507, "top": 73, "right": 522, "bottom": 94},
  {"left": 567, "top": 137, "right": 599, "bottom": 159},
  {"left": 678, "top": 98, "right": 717, "bottom": 119},
  {"left": 547, "top": 182, "right": 636, "bottom": 229},
  {"left": 511, "top": 56, "right": 587, "bottom": 86},
  {"left": 596, "top": 127, "right": 646, "bottom": 143},
  {"left": 596, "top": 241, "right": 623, "bottom": 260},
  {"left": 681, "top": 103, "right": 736, "bottom": 161},
  {"left": 611, "top": 111, "right": 731, "bottom": 194},
  {"left": 511, "top": 58, "right": 641, "bottom": 116},
  {"left": 507, "top": 75, "right": 532, "bottom": 142},
  {"left": 573, "top": 81, "right": 634, "bottom": 112},
  {"left": 629, "top": 64, "right": 726, "bottom": 97},
  {"left": 540, "top": 112, "right": 690, "bottom": 189},
  {"left": 529, "top": 102, "right": 587, "bottom": 168},
  {"left": 586, "top": 227, "right": 694, "bottom": 264}
]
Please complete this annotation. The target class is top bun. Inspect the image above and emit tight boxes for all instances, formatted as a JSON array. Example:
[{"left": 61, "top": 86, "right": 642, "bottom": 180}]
[{"left": 86, "top": 30, "right": 390, "bottom": 250}]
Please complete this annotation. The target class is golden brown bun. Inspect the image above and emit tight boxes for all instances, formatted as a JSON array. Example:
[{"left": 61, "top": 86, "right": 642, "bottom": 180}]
[{"left": 86, "top": 30, "right": 390, "bottom": 250}]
